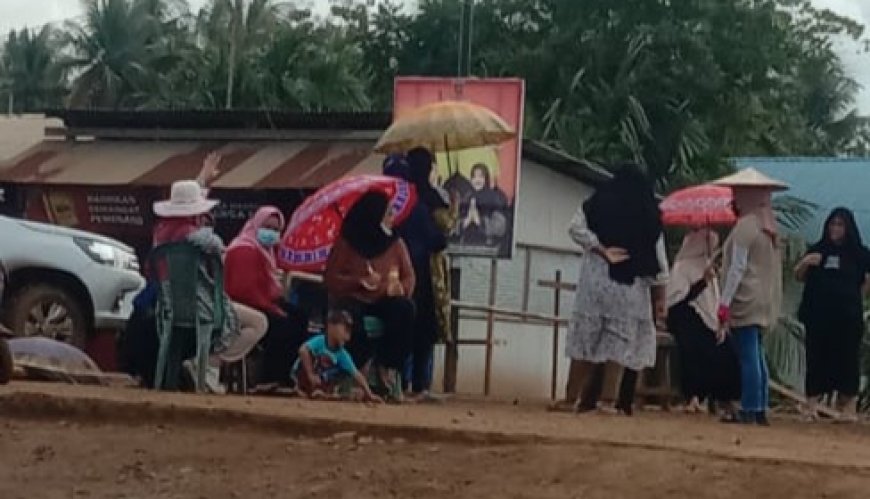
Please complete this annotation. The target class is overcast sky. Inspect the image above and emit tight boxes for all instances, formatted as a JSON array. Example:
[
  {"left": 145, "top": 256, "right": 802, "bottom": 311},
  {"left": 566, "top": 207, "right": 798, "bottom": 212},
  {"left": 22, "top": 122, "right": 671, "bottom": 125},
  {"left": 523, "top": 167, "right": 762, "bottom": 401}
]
[{"left": 1, "top": 0, "right": 868, "bottom": 112}]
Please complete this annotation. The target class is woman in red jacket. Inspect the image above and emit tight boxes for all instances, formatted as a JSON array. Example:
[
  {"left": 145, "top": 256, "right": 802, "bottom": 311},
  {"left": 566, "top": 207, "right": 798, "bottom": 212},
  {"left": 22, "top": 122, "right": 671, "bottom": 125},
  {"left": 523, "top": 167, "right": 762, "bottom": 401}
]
[{"left": 225, "top": 206, "right": 304, "bottom": 388}]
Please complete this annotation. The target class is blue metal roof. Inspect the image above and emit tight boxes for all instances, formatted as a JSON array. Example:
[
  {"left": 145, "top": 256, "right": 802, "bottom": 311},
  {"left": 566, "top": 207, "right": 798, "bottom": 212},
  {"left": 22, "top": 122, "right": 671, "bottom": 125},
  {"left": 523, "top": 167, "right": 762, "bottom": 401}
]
[{"left": 732, "top": 157, "right": 870, "bottom": 243}]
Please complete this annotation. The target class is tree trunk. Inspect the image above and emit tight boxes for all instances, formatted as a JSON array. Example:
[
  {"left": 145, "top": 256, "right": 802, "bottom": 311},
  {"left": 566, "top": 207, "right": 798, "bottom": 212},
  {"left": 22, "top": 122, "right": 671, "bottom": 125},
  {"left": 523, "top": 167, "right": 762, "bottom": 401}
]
[{"left": 225, "top": 0, "right": 243, "bottom": 109}]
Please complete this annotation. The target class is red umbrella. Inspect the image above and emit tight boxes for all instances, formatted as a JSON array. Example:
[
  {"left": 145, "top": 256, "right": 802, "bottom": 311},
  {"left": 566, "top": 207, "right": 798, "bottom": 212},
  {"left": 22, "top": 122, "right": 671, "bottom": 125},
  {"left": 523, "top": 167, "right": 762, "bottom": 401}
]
[
  {"left": 660, "top": 184, "right": 736, "bottom": 227},
  {"left": 278, "top": 175, "right": 417, "bottom": 272}
]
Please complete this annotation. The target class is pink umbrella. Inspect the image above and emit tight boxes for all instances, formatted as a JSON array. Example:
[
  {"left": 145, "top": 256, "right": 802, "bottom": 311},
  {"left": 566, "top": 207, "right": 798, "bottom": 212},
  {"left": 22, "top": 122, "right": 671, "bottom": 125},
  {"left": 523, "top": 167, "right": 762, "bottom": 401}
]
[
  {"left": 660, "top": 184, "right": 736, "bottom": 227},
  {"left": 278, "top": 175, "right": 417, "bottom": 272}
]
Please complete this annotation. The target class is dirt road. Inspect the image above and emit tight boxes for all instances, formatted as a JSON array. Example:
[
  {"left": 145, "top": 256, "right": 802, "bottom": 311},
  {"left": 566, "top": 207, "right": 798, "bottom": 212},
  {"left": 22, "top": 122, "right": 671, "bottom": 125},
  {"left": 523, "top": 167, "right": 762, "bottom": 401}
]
[{"left": 1, "top": 383, "right": 870, "bottom": 498}]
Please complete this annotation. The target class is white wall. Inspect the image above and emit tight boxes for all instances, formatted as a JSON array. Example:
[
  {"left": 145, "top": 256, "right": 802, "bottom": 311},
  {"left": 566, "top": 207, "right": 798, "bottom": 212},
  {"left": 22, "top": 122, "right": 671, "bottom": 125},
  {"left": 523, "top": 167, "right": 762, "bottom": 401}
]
[
  {"left": 0, "top": 115, "right": 60, "bottom": 162},
  {"left": 515, "top": 158, "right": 596, "bottom": 250},
  {"left": 434, "top": 158, "right": 596, "bottom": 400}
]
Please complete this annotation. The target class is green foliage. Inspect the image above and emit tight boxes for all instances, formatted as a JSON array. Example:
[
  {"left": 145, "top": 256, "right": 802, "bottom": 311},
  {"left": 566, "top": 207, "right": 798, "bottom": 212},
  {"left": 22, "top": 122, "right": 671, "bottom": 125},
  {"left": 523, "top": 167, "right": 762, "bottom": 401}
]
[
  {"left": 764, "top": 316, "right": 806, "bottom": 390},
  {"left": 0, "top": 25, "right": 67, "bottom": 112},
  {"left": 0, "top": 0, "right": 867, "bottom": 189}
]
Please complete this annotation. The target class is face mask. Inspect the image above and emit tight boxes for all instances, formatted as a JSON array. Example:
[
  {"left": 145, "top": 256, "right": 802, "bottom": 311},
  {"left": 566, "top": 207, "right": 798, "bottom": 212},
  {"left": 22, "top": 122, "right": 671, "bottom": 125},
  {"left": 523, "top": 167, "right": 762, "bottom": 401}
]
[{"left": 256, "top": 228, "right": 280, "bottom": 247}]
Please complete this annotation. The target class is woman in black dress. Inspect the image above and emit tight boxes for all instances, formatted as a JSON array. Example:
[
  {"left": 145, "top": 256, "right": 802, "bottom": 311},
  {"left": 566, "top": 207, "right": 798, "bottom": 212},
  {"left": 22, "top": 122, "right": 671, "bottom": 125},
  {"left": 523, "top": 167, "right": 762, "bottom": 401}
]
[
  {"left": 666, "top": 229, "right": 741, "bottom": 415},
  {"left": 796, "top": 207, "right": 870, "bottom": 422}
]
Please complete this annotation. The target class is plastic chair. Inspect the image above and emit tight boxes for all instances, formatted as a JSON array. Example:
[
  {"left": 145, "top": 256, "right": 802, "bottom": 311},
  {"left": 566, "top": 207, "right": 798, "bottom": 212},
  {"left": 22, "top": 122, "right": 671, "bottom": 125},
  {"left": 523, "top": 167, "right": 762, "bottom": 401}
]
[{"left": 150, "top": 242, "right": 225, "bottom": 392}]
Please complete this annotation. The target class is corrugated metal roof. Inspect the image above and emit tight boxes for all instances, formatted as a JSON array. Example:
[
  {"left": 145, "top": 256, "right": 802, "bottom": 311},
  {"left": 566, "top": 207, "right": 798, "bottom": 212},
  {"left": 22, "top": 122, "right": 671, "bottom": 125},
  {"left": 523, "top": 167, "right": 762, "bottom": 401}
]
[
  {"left": 732, "top": 157, "right": 870, "bottom": 242},
  {"left": 0, "top": 140, "right": 382, "bottom": 189},
  {"left": 0, "top": 137, "right": 607, "bottom": 190},
  {"left": 47, "top": 109, "right": 392, "bottom": 131}
]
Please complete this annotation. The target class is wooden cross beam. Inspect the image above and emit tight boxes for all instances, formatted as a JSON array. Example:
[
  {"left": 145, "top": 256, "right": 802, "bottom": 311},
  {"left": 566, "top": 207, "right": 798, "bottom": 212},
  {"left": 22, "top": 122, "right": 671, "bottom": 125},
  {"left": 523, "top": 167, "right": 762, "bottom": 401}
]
[{"left": 537, "top": 279, "right": 577, "bottom": 292}]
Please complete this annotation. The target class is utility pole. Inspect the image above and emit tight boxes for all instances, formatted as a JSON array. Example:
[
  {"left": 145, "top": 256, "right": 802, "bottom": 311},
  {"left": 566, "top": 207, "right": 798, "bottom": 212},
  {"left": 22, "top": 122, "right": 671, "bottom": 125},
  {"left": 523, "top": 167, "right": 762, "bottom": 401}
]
[
  {"left": 457, "top": 0, "right": 475, "bottom": 78},
  {"left": 457, "top": 0, "right": 465, "bottom": 77},
  {"left": 466, "top": 0, "right": 475, "bottom": 77}
]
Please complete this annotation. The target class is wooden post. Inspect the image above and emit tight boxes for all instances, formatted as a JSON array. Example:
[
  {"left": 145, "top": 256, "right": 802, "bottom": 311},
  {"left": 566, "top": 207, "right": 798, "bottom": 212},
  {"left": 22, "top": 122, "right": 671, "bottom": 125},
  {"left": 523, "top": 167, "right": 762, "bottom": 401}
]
[
  {"left": 550, "top": 270, "right": 562, "bottom": 401},
  {"left": 484, "top": 259, "right": 498, "bottom": 396},
  {"left": 538, "top": 276, "right": 577, "bottom": 401},
  {"left": 521, "top": 248, "right": 532, "bottom": 313},
  {"left": 443, "top": 266, "right": 461, "bottom": 393}
]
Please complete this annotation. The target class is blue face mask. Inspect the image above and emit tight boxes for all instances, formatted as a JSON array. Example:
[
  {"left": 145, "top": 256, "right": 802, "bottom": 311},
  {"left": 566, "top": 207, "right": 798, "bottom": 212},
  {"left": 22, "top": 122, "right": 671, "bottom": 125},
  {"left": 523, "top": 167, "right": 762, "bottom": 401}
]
[{"left": 256, "top": 228, "right": 281, "bottom": 247}]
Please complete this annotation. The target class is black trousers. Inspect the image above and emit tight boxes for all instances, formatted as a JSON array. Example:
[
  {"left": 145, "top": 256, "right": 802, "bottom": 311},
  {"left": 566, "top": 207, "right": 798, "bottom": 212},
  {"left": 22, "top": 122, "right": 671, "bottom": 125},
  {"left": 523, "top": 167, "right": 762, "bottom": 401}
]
[
  {"left": 407, "top": 272, "right": 438, "bottom": 393},
  {"left": 258, "top": 304, "right": 307, "bottom": 386},
  {"left": 668, "top": 303, "right": 741, "bottom": 403},
  {"left": 120, "top": 306, "right": 159, "bottom": 388},
  {"left": 343, "top": 297, "right": 415, "bottom": 371}
]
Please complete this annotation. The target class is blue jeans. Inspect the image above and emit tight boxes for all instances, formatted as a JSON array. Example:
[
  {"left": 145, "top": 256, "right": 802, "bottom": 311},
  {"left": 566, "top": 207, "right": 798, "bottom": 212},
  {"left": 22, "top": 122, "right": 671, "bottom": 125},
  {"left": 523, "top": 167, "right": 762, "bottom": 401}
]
[{"left": 733, "top": 326, "right": 769, "bottom": 413}]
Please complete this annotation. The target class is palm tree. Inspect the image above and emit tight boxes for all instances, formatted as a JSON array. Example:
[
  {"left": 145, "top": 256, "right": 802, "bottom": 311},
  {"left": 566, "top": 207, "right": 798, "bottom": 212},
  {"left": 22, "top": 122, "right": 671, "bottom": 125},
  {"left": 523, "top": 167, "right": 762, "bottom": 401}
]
[
  {"left": 251, "top": 23, "right": 371, "bottom": 111},
  {"left": 541, "top": 34, "right": 663, "bottom": 175},
  {"left": 195, "top": 0, "right": 285, "bottom": 109},
  {"left": 0, "top": 26, "right": 67, "bottom": 113},
  {"left": 64, "top": 0, "right": 184, "bottom": 108}
]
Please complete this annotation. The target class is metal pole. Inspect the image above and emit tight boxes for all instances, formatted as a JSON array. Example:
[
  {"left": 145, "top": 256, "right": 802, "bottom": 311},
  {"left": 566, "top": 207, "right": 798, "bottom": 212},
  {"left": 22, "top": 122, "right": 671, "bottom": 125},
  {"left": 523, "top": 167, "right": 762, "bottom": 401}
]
[
  {"left": 483, "top": 258, "right": 498, "bottom": 396},
  {"left": 443, "top": 265, "right": 461, "bottom": 393},
  {"left": 550, "top": 270, "right": 562, "bottom": 400},
  {"left": 456, "top": 0, "right": 465, "bottom": 77},
  {"left": 466, "top": 0, "right": 475, "bottom": 77}
]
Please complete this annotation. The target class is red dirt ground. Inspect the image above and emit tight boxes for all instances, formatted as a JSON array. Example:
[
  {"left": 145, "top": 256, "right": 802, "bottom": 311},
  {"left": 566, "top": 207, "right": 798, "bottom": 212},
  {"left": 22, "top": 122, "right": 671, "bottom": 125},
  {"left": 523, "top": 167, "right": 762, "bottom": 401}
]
[{"left": 1, "top": 382, "right": 869, "bottom": 498}]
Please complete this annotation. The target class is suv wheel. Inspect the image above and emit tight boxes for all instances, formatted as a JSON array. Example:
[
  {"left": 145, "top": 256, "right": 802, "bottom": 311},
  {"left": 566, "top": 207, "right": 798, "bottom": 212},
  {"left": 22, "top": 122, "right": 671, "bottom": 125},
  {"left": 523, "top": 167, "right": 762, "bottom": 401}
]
[{"left": 7, "top": 284, "right": 89, "bottom": 348}]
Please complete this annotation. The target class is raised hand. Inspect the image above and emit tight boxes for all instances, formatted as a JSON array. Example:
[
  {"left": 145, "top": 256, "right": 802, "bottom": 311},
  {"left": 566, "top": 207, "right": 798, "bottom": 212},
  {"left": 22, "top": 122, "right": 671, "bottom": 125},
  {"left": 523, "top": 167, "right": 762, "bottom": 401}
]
[{"left": 197, "top": 151, "right": 222, "bottom": 187}]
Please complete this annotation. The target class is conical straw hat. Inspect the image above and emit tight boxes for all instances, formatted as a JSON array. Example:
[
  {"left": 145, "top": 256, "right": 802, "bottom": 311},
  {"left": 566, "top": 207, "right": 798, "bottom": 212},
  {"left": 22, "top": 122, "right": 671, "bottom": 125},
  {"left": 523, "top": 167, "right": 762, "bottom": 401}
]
[{"left": 712, "top": 167, "right": 788, "bottom": 191}]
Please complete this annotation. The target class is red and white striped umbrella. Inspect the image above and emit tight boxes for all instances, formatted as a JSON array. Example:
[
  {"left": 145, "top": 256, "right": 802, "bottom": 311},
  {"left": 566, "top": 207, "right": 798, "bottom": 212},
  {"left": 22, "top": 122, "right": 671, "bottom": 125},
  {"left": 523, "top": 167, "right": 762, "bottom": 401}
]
[
  {"left": 660, "top": 184, "right": 736, "bottom": 227},
  {"left": 278, "top": 175, "right": 417, "bottom": 272}
]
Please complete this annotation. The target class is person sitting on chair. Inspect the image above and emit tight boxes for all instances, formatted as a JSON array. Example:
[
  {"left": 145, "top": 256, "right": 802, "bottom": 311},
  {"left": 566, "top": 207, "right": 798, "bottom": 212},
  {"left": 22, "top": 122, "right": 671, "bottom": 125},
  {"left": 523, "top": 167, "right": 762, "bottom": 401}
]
[
  {"left": 148, "top": 153, "right": 266, "bottom": 393},
  {"left": 225, "top": 206, "right": 307, "bottom": 390},
  {"left": 323, "top": 192, "right": 416, "bottom": 402}
]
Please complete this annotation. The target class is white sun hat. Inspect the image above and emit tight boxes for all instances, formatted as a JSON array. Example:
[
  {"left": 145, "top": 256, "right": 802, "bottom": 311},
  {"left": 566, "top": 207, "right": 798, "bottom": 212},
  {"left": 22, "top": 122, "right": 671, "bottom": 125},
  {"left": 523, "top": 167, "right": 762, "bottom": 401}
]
[
  {"left": 153, "top": 180, "right": 219, "bottom": 217},
  {"left": 712, "top": 167, "right": 789, "bottom": 191}
]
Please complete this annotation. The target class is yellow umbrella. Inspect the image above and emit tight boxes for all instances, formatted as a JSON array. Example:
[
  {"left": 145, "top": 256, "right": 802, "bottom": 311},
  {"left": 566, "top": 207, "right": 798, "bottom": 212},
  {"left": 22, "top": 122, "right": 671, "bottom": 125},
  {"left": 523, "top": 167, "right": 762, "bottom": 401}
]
[{"left": 374, "top": 100, "right": 516, "bottom": 156}]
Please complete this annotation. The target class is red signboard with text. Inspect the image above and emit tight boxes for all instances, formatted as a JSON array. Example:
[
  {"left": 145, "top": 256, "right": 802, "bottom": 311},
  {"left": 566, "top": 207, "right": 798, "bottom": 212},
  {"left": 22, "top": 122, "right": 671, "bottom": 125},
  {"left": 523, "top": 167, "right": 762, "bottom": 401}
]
[{"left": 394, "top": 77, "right": 525, "bottom": 258}]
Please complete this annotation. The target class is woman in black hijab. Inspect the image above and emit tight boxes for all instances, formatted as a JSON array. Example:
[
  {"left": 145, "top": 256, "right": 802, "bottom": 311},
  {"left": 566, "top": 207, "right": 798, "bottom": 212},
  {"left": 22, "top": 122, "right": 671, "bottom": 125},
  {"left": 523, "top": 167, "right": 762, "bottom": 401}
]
[
  {"left": 796, "top": 207, "right": 870, "bottom": 421},
  {"left": 388, "top": 149, "right": 449, "bottom": 399},
  {"left": 583, "top": 164, "right": 664, "bottom": 285},
  {"left": 565, "top": 163, "right": 668, "bottom": 415},
  {"left": 324, "top": 192, "right": 416, "bottom": 400}
]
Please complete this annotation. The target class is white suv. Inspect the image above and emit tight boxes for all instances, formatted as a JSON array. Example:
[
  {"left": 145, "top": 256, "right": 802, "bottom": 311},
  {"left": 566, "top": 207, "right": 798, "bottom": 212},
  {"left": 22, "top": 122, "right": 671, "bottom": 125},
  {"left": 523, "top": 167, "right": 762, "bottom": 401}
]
[{"left": 0, "top": 216, "right": 144, "bottom": 347}]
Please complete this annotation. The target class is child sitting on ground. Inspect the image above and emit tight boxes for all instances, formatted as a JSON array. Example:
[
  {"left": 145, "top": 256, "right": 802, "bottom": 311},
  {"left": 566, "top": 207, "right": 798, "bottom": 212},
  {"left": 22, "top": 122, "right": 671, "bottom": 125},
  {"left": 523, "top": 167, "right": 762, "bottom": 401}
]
[{"left": 293, "top": 309, "right": 383, "bottom": 403}]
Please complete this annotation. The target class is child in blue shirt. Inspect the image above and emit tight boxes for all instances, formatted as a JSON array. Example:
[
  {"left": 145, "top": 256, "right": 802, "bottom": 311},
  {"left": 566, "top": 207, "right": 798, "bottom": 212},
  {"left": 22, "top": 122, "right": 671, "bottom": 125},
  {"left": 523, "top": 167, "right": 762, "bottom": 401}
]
[{"left": 293, "top": 309, "right": 383, "bottom": 403}]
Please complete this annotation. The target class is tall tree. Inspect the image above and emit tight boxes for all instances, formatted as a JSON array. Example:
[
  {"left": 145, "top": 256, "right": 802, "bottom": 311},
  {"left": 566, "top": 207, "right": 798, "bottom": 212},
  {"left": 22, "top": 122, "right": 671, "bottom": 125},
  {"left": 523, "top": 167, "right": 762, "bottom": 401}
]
[
  {"left": 375, "top": 0, "right": 868, "bottom": 187},
  {"left": 195, "top": 0, "right": 286, "bottom": 109},
  {"left": 0, "top": 26, "right": 67, "bottom": 113},
  {"left": 64, "top": 0, "right": 186, "bottom": 108},
  {"left": 251, "top": 22, "right": 371, "bottom": 111}
]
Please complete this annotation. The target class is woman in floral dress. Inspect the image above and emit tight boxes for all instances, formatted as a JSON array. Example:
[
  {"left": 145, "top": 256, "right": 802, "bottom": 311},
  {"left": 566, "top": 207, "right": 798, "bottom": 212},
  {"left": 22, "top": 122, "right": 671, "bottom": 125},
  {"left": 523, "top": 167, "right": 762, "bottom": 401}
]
[{"left": 566, "top": 164, "right": 668, "bottom": 415}]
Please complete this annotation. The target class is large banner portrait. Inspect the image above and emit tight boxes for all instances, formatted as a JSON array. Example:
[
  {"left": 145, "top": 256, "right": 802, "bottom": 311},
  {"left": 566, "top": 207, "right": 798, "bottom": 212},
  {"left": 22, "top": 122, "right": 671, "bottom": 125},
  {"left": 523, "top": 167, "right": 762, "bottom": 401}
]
[{"left": 393, "top": 77, "right": 525, "bottom": 259}]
